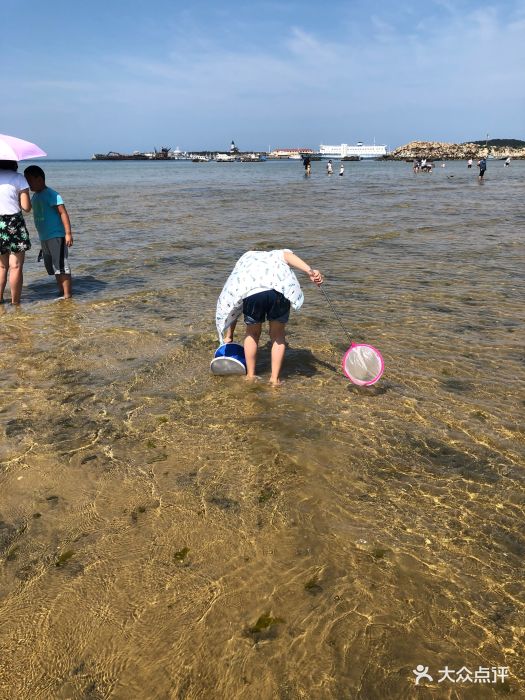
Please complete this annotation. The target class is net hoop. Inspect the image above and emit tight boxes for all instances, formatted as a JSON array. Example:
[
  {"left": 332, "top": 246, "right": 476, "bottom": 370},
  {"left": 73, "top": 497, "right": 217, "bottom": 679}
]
[{"left": 342, "top": 343, "right": 384, "bottom": 386}]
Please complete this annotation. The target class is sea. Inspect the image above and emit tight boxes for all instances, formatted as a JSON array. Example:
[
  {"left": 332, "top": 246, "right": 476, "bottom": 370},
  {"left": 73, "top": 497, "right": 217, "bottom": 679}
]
[{"left": 0, "top": 159, "right": 523, "bottom": 699}]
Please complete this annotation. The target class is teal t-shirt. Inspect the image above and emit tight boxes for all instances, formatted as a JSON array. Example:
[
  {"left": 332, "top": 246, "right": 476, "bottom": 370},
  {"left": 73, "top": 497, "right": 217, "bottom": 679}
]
[{"left": 31, "top": 187, "right": 65, "bottom": 241}]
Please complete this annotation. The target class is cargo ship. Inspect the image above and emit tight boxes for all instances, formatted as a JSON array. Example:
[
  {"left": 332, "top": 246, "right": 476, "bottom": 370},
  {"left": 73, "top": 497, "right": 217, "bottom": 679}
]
[
  {"left": 92, "top": 147, "right": 189, "bottom": 160},
  {"left": 319, "top": 142, "right": 388, "bottom": 159}
]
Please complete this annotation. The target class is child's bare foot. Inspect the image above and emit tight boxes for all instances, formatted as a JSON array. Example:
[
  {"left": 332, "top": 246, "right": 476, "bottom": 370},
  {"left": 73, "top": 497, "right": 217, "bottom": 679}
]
[
  {"left": 244, "top": 375, "right": 261, "bottom": 382},
  {"left": 269, "top": 378, "right": 285, "bottom": 387}
]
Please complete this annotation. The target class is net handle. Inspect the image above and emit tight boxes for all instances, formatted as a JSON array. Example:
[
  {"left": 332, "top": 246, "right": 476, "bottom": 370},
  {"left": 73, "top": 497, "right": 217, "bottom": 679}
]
[{"left": 318, "top": 284, "right": 354, "bottom": 346}]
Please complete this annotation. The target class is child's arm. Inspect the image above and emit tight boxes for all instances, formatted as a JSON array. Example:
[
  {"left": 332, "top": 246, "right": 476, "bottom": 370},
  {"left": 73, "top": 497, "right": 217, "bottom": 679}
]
[
  {"left": 19, "top": 189, "right": 31, "bottom": 213},
  {"left": 57, "top": 204, "right": 73, "bottom": 247},
  {"left": 283, "top": 250, "right": 323, "bottom": 285}
]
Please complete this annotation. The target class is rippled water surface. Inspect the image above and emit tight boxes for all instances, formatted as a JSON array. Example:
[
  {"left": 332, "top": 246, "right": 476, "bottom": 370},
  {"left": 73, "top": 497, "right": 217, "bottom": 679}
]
[{"left": 1, "top": 160, "right": 524, "bottom": 699}]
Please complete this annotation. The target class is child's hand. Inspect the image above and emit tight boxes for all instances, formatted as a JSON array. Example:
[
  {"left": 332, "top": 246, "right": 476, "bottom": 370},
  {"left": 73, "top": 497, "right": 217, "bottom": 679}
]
[
  {"left": 308, "top": 269, "right": 323, "bottom": 286},
  {"left": 65, "top": 233, "right": 73, "bottom": 247}
]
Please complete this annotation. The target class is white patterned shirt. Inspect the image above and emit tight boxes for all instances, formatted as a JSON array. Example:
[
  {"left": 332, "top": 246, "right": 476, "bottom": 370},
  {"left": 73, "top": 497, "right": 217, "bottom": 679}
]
[{"left": 215, "top": 249, "right": 304, "bottom": 342}]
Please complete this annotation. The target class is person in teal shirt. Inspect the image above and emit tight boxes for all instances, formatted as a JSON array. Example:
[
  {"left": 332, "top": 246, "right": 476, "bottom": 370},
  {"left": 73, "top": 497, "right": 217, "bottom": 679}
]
[{"left": 24, "top": 165, "right": 73, "bottom": 299}]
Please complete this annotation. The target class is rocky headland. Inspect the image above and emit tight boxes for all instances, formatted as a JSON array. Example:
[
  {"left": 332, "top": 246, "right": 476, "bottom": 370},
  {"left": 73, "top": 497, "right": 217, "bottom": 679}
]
[{"left": 388, "top": 140, "right": 525, "bottom": 160}]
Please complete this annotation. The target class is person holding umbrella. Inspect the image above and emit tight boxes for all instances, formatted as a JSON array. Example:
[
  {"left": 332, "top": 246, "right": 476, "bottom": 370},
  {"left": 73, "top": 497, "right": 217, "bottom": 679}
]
[{"left": 0, "top": 134, "right": 46, "bottom": 304}]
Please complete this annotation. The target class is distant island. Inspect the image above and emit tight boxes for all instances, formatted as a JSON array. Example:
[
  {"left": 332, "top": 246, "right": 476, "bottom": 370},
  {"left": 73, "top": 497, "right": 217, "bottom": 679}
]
[{"left": 388, "top": 139, "right": 525, "bottom": 160}]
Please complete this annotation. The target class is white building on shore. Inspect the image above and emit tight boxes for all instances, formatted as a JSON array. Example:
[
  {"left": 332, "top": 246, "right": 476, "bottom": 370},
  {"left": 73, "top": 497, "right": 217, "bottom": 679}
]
[{"left": 319, "top": 142, "right": 388, "bottom": 159}]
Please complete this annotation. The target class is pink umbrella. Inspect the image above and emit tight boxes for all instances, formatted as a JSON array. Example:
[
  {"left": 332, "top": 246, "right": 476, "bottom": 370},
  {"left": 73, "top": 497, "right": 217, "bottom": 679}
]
[{"left": 0, "top": 133, "right": 46, "bottom": 161}]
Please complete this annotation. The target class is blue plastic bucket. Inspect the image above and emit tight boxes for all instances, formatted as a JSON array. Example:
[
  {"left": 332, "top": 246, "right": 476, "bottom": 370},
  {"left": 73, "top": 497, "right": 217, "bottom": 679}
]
[{"left": 210, "top": 343, "right": 247, "bottom": 375}]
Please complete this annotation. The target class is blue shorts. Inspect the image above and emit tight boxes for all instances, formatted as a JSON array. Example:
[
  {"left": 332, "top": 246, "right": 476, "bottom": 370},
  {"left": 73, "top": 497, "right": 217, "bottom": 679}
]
[{"left": 243, "top": 290, "right": 290, "bottom": 325}]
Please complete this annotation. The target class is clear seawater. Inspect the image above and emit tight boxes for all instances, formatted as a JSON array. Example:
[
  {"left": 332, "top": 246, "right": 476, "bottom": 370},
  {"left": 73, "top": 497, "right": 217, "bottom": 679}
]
[{"left": 0, "top": 159, "right": 523, "bottom": 698}]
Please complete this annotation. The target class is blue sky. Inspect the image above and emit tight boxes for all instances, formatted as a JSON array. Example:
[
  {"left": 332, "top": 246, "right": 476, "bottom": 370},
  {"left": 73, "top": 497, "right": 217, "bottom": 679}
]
[{"left": 2, "top": 0, "right": 524, "bottom": 157}]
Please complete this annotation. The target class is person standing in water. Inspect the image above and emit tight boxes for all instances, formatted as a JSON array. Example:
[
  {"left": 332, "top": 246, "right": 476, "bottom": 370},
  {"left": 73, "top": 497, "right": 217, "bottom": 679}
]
[
  {"left": 0, "top": 160, "right": 32, "bottom": 305},
  {"left": 24, "top": 165, "right": 74, "bottom": 299},
  {"left": 302, "top": 155, "right": 311, "bottom": 176},
  {"left": 467, "top": 158, "right": 473, "bottom": 168},
  {"left": 504, "top": 157, "right": 511, "bottom": 167},
  {"left": 217, "top": 249, "right": 323, "bottom": 386},
  {"left": 326, "top": 159, "right": 333, "bottom": 175},
  {"left": 478, "top": 157, "right": 487, "bottom": 182},
  {"left": 339, "top": 162, "right": 344, "bottom": 176}
]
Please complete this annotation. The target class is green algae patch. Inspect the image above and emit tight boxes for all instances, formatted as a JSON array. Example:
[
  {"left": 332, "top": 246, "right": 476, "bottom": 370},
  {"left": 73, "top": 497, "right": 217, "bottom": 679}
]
[
  {"left": 258, "top": 486, "right": 276, "bottom": 504},
  {"left": 304, "top": 577, "right": 323, "bottom": 595},
  {"left": 371, "top": 547, "right": 390, "bottom": 560},
  {"left": 5, "top": 545, "right": 20, "bottom": 562},
  {"left": 55, "top": 549, "right": 75, "bottom": 567},
  {"left": 174, "top": 547, "right": 189, "bottom": 562},
  {"left": 248, "top": 614, "right": 285, "bottom": 635}
]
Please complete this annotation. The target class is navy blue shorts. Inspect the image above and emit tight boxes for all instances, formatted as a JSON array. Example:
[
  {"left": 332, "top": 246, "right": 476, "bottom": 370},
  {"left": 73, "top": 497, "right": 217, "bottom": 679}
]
[{"left": 243, "top": 290, "right": 290, "bottom": 325}]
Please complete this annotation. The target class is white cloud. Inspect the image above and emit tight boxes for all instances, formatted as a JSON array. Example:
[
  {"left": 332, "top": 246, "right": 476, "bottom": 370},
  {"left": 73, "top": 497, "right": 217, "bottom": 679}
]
[{"left": 5, "top": 1, "right": 524, "bottom": 155}]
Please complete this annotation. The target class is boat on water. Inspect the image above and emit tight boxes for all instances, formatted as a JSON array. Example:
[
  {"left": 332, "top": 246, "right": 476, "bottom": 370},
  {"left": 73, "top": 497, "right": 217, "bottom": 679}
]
[
  {"left": 240, "top": 153, "right": 266, "bottom": 162},
  {"left": 92, "top": 151, "right": 149, "bottom": 160},
  {"left": 92, "top": 147, "right": 190, "bottom": 161},
  {"left": 319, "top": 142, "right": 388, "bottom": 159},
  {"left": 191, "top": 155, "right": 210, "bottom": 162}
]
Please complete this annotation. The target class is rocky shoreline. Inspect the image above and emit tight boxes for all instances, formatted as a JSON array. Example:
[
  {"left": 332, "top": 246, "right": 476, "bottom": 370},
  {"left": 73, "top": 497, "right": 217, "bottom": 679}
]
[{"left": 387, "top": 140, "right": 525, "bottom": 160}]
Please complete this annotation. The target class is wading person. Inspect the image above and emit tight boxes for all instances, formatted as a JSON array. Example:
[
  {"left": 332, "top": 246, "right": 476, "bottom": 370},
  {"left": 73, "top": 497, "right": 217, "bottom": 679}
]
[
  {"left": 303, "top": 155, "right": 311, "bottom": 176},
  {"left": 478, "top": 157, "right": 487, "bottom": 182},
  {"left": 24, "top": 165, "right": 74, "bottom": 299},
  {"left": 0, "top": 160, "right": 32, "bottom": 304},
  {"left": 216, "top": 249, "right": 323, "bottom": 386}
]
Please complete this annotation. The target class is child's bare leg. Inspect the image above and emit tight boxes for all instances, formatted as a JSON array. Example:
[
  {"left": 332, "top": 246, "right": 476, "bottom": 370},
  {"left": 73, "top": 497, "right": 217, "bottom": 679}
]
[
  {"left": 0, "top": 254, "right": 8, "bottom": 302},
  {"left": 269, "top": 321, "right": 286, "bottom": 385},
  {"left": 8, "top": 252, "right": 25, "bottom": 304},
  {"left": 223, "top": 320, "right": 237, "bottom": 343},
  {"left": 56, "top": 274, "right": 72, "bottom": 298},
  {"left": 244, "top": 323, "right": 262, "bottom": 379}
]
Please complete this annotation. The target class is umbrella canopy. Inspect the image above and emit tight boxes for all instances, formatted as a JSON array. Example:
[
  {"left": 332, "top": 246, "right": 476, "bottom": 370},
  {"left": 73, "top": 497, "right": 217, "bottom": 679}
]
[{"left": 0, "top": 133, "right": 46, "bottom": 161}]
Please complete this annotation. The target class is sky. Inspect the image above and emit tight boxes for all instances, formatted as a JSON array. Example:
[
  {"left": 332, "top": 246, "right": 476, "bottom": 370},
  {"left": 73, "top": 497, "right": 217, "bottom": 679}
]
[{"left": 2, "top": 0, "right": 524, "bottom": 157}]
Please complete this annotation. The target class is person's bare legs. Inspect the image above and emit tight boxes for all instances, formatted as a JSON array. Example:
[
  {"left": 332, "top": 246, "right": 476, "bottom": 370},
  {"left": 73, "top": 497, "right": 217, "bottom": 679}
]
[
  {"left": 8, "top": 252, "right": 25, "bottom": 305},
  {"left": 244, "top": 323, "right": 262, "bottom": 380},
  {"left": 0, "top": 253, "right": 8, "bottom": 303},
  {"left": 269, "top": 321, "right": 286, "bottom": 385},
  {"left": 223, "top": 320, "right": 237, "bottom": 343},
  {"left": 56, "top": 273, "right": 72, "bottom": 299}
]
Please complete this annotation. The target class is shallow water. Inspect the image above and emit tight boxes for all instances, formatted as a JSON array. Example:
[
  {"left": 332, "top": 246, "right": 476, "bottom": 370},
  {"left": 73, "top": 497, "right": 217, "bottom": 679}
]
[{"left": 0, "top": 159, "right": 524, "bottom": 699}]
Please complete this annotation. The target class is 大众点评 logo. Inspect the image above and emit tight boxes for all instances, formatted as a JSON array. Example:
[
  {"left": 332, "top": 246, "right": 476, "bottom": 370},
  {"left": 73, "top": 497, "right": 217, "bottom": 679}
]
[{"left": 412, "top": 665, "right": 509, "bottom": 685}]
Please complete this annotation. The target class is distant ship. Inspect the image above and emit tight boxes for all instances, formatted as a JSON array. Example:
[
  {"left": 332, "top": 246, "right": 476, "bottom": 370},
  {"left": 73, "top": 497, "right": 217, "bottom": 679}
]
[
  {"left": 92, "top": 147, "right": 189, "bottom": 161},
  {"left": 92, "top": 151, "right": 149, "bottom": 160},
  {"left": 319, "top": 142, "right": 388, "bottom": 159}
]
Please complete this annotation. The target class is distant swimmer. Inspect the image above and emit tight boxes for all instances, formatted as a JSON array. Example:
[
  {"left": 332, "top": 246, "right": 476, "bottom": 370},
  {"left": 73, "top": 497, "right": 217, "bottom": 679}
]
[
  {"left": 339, "top": 163, "right": 344, "bottom": 176},
  {"left": 478, "top": 157, "right": 487, "bottom": 182},
  {"left": 467, "top": 158, "right": 473, "bottom": 168},
  {"left": 302, "top": 155, "right": 311, "bottom": 176},
  {"left": 326, "top": 159, "right": 333, "bottom": 175},
  {"left": 504, "top": 157, "right": 511, "bottom": 167}
]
